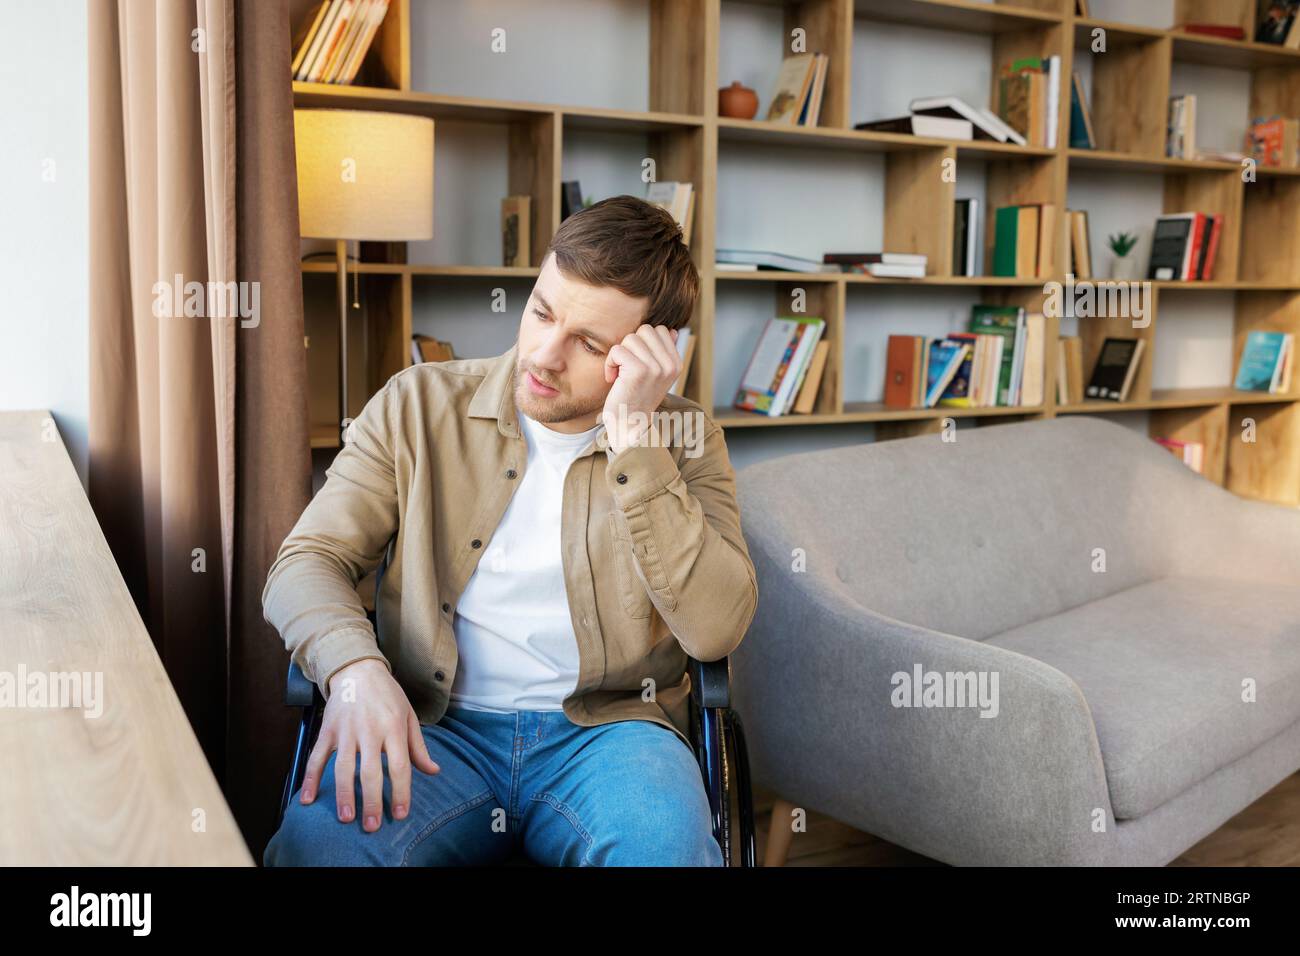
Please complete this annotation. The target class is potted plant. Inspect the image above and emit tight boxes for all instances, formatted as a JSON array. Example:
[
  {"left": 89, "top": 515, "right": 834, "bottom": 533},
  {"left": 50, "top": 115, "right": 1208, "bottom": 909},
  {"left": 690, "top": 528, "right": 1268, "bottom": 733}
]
[{"left": 1108, "top": 231, "right": 1140, "bottom": 280}]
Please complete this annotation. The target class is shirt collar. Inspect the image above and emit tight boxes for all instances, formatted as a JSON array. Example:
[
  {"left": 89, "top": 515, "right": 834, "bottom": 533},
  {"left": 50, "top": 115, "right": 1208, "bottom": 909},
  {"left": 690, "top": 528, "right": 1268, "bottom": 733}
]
[{"left": 467, "top": 341, "right": 523, "bottom": 439}]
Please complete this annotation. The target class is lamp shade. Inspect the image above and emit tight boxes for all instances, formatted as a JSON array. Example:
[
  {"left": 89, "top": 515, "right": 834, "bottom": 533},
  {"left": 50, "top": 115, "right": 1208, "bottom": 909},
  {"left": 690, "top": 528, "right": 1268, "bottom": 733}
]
[{"left": 294, "top": 108, "right": 434, "bottom": 240}]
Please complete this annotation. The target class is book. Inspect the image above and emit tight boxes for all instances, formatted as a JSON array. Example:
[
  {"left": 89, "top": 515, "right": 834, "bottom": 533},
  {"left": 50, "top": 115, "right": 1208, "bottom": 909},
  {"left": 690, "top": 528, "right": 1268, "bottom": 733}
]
[
  {"left": 561, "top": 181, "right": 584, "bottom": 220},
  {"left": 954, "top": 199, "right": 980, "bottom": 277},
  {"left": 1035, "top": 203, "right": 1057, "bottom": 278},
  {"left": 734, "top": 316, "right": 826, "bottom": 415},
  {"left": 1234, "top": 330, "right": 1294, "bottom": 392},
  {"left": 925, "top": 339, "right": 969, "bottom": 407},
  {"left": 646, "top": 181, "right": 695, "bottom": 247},
  {"left": 1086, "top": 337, "right": 1145, "bottom": 401},
  {"left": 938, "top": 333, "right": 979, "bottom": 407},
  {"left": 717, "top": 249, "right": 839, "bottom": 273},
  {"left": 792, "top": 339, "right": 830, "bottom": 413},
  {"left": 767, "top": 53, "right": 824, "bottom": 126},
  {"left": 1257, "top": 1, "right": 1297, "bottom": 44},
  {"left": 1068, "top": 209, "right": 1092, "bottom": 278},
  {"left": 1020, "top": 313, "right": 1046, "bottom": 408},
  {"left": 291, "top": 2, "right": 332, "bottom": 78},
  {"left": 823, "top": 252, "right": 928, "bottom": 266},
  {"left": 1069, "top": 72, "right": 1096, "bottom": 149},
  {"left": 969, "top": 306, "right": 1024, "bottom": 406},
  {"left": 501, "top": 196, "right": 531, "bottom": 268},
  {"left": 668, "top": 327, "right": 695, "bottom": 395},
  {"left": 1057, "top": 336, "right": 1085, "bottom": 405},
  {"left": 1178, "top": 23, "right": 1247, "bottom": 40},
  {"left": 298, "top": 0, "right": 346, "bottom": 82},
  {"left": 866, "top": 263, "right": 926, "bottom": 278},
  {"left": 854, "top": 115, "right": 974, "bottom": 140},
  {"left": 884, "top": 335, "right": 925, "bottom": 408},
  {"left": 1200, "top": 213, "right": 1224, "bottom": 280},
  {"left": 1154, "top": 437, "right": 1206, "bottom": 473},
  {"left": 1167, "top": 94, "right": 1197, "bottom": 159},
  {"left": 797, "top": 53, "right": 830, "bottom": 126},
  {"left": 992, "top": 205, "right": 1040, "bottom": 278},
  {"left": 1249, "top": 116, "right": 1300, "bottom": 167},
  {"left": 1147, "top": 213, "right": 1199, "bottom": 280},
  {"left": 909, "top": 96, "right": 1027, "bottom": 146},
  {"left": 411, "top": 334, "right": 456, "bottom": 365}
]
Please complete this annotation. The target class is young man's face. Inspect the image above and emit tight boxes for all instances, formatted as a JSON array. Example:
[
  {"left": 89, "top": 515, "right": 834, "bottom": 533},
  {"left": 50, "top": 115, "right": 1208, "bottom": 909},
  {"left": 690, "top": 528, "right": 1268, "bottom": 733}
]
[{"left": 513, "top": 253, "right": 649, "bottom": 432}]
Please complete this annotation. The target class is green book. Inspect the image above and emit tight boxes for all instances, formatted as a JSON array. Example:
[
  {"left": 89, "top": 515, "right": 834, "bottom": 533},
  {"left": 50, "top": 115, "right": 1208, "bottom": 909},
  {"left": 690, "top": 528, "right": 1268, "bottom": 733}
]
[
  {"left": 969, "top": 306, "right": 1023, "bottom": 406},
  {"left": 992, "top": 206, "right": 1020, "bottom": 277}
]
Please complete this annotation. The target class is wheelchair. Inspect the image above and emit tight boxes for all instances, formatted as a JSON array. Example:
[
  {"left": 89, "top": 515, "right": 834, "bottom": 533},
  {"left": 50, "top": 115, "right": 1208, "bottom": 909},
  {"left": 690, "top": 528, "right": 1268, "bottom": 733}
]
[{"left": 277, "top": 548, "right": 757, "bottom": 866}]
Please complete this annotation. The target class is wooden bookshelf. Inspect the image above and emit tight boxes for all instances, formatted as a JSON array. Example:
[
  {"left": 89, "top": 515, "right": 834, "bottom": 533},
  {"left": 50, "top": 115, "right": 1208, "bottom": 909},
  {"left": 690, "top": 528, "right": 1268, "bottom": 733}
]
[{"left": 291, "top": 0, "right": 1300, "bottom": 506}]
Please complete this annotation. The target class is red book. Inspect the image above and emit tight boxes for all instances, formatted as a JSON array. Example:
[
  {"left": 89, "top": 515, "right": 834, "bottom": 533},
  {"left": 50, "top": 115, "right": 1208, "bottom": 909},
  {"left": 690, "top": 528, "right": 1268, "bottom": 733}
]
[
  {"left": 1183, "top": 212, "right": 1206, "bottom": 279},
  {"left": 1201, "top": 214, "right": 1224, "bottom": 281},
  {"left": 1179, "top": 23, "right": 1247, "bottom": 40}
]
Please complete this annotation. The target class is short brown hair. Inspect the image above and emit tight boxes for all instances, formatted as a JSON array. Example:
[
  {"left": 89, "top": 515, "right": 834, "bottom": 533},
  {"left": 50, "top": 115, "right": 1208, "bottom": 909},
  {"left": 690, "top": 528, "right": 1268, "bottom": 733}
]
[{"left": 545, "top": 194, "right": 699, "bottom": 330}]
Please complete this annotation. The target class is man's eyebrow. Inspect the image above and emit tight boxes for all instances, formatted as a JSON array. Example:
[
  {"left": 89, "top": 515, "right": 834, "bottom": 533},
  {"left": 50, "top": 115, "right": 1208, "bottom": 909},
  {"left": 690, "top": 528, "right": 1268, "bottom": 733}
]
[{"left": 533, "top": 292, "right": 613, "bottom": 351}]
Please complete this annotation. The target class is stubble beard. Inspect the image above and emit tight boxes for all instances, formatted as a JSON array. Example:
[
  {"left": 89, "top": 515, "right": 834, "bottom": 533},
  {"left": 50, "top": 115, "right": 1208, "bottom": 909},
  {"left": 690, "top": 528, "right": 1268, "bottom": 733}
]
[{"left": 513, "top": 363, "right": 604, "bottom": 427}]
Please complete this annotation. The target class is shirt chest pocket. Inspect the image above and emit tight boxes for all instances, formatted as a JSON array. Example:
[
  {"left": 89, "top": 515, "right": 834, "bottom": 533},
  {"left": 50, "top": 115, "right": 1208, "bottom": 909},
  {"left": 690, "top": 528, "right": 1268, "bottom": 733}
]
[{"left": 606, "top": 511, "right": 654, "bottom": 620}]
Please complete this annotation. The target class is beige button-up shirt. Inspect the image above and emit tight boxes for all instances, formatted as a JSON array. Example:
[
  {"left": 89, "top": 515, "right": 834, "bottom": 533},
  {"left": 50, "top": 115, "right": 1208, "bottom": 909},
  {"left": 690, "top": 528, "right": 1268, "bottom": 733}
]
[{"left": 263, "top": 341, "right": 759, "bottom": 748}]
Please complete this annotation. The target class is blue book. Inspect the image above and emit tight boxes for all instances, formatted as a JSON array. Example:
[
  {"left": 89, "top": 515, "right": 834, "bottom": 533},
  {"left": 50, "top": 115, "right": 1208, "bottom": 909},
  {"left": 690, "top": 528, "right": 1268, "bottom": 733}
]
[
  {"left": 1234, "top": 331, "right": 1289, "bottom": 392},
  {"left": 926, "top": 340, "right": 969, "bottom": 407}
]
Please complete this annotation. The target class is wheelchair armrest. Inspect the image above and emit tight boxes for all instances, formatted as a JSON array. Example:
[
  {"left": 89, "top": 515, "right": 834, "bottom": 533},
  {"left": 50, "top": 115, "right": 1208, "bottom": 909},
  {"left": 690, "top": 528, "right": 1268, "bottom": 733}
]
[
  {"left": 689, "top": 656, "right": 731, "bottom": 710},
  {"left": 285, "top": 659, "right": 320, "bottom": 708}
]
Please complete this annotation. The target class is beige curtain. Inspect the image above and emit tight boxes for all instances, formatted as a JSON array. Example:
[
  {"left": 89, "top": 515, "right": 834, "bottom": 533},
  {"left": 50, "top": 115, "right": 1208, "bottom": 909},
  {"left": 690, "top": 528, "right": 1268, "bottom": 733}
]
[{"left": 89, "top": 0, "right": 310, "bottom": 860}]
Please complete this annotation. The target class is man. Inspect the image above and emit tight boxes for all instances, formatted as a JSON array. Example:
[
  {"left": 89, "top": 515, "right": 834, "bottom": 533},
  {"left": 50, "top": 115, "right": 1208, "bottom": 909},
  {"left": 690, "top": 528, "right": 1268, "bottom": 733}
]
[{"left": 263, "top": 195, "right": 758, "bottom": 866}]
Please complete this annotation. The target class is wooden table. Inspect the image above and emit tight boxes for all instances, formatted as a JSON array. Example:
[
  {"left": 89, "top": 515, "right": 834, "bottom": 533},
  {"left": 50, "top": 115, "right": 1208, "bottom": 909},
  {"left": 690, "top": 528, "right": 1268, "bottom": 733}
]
[{"left": 0, "top": 411, "right": 252, "bottom": 864}]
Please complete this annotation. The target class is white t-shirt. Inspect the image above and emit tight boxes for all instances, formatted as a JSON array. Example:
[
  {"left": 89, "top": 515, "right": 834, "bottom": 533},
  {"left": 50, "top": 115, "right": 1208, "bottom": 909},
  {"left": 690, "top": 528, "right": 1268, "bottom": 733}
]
[{"left": 448, "top": 407, "right": 605, "bottom": 712}]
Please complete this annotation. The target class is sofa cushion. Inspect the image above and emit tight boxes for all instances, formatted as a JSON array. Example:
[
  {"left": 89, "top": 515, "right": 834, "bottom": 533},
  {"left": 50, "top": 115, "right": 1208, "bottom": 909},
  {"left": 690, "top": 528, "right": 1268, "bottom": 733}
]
[{"left": 984, "top": 575, "right": 1300, "bottom": 820}]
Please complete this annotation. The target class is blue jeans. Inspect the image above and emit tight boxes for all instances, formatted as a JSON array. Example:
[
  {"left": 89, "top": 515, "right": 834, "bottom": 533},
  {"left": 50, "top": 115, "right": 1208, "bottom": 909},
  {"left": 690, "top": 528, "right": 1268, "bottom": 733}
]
[{"left": 264, "top": 705, "right": 723, "bottom": 866}]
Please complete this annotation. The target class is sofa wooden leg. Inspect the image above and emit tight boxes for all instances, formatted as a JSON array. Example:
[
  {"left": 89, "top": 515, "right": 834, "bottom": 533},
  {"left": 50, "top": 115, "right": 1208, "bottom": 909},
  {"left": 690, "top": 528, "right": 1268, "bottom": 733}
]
[{"left": 764, "top": 797, "right": 796, "bottom": 867}]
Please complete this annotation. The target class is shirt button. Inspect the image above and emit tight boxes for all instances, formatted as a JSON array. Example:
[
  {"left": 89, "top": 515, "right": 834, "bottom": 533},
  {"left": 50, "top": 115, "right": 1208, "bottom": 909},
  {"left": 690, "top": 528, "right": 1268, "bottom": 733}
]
[
  {"left": 506, "top": 468, "right": 517, "bottom": 479},
  {"left": 616, "top": 473, "right": 628, "bottom": 484},
  {"left": 434, "top": 670, "right": 446, "bottom": 682},
  {"left": 441, "top": 602, "right": 451, "bottom": 613},
  {"left": 471, "top": 538, "right": 482, "bottom": 548}
]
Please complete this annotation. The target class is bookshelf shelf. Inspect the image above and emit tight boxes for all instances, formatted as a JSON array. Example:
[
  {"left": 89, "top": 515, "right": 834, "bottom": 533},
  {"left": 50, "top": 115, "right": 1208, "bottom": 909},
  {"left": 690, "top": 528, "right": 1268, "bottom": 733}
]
[
  {"left": 717, "top": 116, "right": 1056, "bottom": 159},
  {"left": 292, "top": 82, "right": 706, "bottom": 133},
  {"left": 291, "top": 0, "right": 1300, "bottom": 506}
]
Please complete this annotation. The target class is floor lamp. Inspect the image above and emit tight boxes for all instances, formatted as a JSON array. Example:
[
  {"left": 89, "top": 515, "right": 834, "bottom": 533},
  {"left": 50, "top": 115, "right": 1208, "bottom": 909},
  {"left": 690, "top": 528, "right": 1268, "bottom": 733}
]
[{"left": 294, "top": 108, "right": 434, "bottom": 444}]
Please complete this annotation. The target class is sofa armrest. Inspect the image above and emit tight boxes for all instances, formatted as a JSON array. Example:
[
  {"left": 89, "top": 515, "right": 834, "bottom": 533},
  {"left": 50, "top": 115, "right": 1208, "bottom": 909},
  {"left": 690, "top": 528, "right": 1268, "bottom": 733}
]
[{"left": 733, "top": 544, "right": 1117, "bottom": 865}]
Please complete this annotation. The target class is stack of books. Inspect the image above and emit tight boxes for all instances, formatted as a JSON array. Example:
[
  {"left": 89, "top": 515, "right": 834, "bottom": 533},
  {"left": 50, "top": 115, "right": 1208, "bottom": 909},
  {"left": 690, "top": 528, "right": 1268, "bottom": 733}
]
[
  {"left": 854, "top": 114, "right": 973, "bottom": 141},
  {"left": 992, "top": 204, "right": 1057, "bottom": 278},
  {"left": 823, "top": 252, "right": 927, "bottom": 279},
  {"left": 885, "top": 306, "right": 1046, "bottom": 409},
  {"left": 646, "top": 181, "right": 696, "bottom": 247},
  {"left": 897, "top": 96, "right": 1027, "bottom": 146},
  {"left": 766, "top": 53, "right": 830, "bottom": 127},
  {"left": 1234, "top": 330, "right": 1295, "bottom": 394},
  {"left": 715, "top": 249, "right": 839, "bottom": 273},
  {"left": 996, "top": 55, "right": 1061, "bottom": 148},
  {"left": 411, "top": 334, "right": 455, "bottom": 365},
  {"left": 734, "top": 317, "right": 829, "bottom": 416},
  {"left": 292, "top": 0, "right": 392, "bottom": 85},
  {"left": 1153, "top": 437, "right": 1205, "bottom": 474},
  {"left": 1147, "top": 212, "right": 1224, "bottom": 281}
]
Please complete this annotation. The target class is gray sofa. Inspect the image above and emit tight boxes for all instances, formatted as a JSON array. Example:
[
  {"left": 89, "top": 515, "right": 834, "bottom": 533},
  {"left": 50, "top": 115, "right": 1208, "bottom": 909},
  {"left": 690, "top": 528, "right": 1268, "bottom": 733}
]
[{"left": 731, "top": 416, "right": 1300, "bottom": 865}]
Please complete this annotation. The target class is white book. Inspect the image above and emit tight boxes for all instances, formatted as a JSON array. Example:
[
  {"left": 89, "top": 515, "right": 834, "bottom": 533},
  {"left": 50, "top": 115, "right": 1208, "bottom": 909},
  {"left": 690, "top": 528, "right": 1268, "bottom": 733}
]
[
  {"left": 909, "top": 95, "right": 1027, "bottom": 146},
  {"left": 867, "top": 263, "right": 926, "bottom": 278},
  {"left": 716, "top": 249, "right": 839, "bottom": 273}
]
